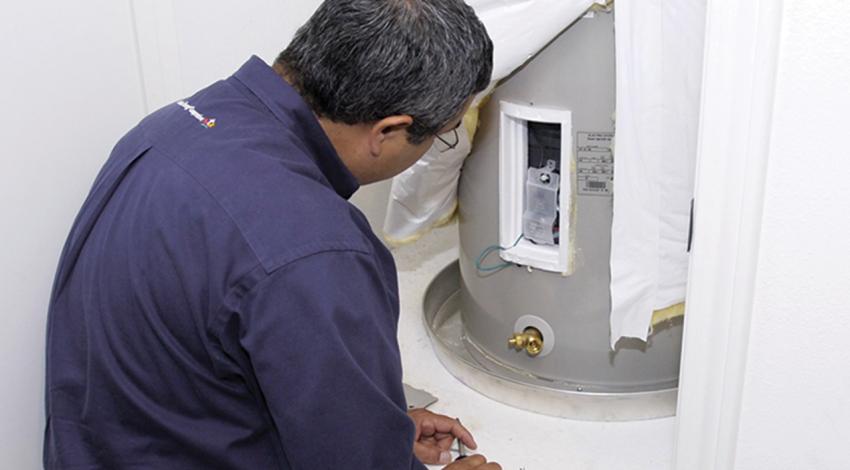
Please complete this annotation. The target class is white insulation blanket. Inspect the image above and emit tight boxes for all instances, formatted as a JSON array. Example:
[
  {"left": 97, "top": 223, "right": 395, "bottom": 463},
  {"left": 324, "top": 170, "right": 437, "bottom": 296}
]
[
  {"left": 610, "top": 0, "right": 705, "bottom": 345},
  {"left": 384, "top": 0, "right": 706, "bottom": 346}
]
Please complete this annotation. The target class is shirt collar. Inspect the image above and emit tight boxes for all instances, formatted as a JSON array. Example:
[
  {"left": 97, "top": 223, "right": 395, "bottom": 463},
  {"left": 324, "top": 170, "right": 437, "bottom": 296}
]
[{"left": 232, "top": 56, "right": 360, "bottom": 199}]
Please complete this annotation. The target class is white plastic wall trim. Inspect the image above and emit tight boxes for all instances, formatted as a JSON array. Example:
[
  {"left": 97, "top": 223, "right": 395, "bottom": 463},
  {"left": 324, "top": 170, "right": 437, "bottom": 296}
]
[
  {"left": 674, "top": 1, "right": 785, "bottom": 469},
  {"left": 498, "top": 101, "right": 574, "bottom": 274},
  {"left": 129, "top": 0, "right": 183, "bottom": 113}
]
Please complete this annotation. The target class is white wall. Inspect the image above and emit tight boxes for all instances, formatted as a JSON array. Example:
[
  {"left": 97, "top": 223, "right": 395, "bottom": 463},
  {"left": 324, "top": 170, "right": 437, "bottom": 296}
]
[
  {"left": 136, "top": 0, "right": 321, "bottom": 110},
  {"left": 0, "top": 2, "right": 146, "bottom": 467},
  {"left": 0, "top": 1, "right": 391, "bottom": 467},
  {"left": 734, "top": 1, "right": 850, "bottom": 469}
]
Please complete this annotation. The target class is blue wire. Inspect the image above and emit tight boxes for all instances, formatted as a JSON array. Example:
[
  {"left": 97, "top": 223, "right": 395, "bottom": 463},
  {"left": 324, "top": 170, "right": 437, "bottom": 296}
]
[{"left": 475, "top": 234, "right": 524, "bottom": 273}]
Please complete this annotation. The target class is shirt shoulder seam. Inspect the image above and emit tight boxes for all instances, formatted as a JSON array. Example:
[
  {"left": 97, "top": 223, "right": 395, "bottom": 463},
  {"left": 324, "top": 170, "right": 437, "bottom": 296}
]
[
  {"left": 144, "top": 145, "right": 268, "bottom": 266},
  {"left": 207, "top": 245, "right": 377, "bottom": 359}
]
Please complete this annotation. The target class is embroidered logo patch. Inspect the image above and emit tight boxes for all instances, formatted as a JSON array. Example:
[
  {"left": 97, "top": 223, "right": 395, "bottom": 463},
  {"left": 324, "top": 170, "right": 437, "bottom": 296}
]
[{"left": 177, "top": 100, "right": 217, "bottom": 128}]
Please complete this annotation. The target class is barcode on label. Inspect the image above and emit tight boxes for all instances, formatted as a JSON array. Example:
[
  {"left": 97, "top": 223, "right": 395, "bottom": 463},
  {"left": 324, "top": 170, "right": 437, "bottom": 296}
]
[{"left": 588, "top": 181, "right": 607, "bottom": 189}]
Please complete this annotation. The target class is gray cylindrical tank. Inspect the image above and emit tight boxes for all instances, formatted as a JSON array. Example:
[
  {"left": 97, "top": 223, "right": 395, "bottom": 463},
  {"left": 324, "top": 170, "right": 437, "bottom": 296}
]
[{"left": 457, "top": 11, "right": 683, "bottom": 395}]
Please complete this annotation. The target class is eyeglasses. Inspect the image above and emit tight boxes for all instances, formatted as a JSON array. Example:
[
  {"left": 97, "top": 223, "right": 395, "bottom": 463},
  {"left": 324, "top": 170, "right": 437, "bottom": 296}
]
[
  {"left": 435, "top": 119, "right": 463, "bottom": 153},
  {"left": 435, "top": 128, "right": 460, "bottom": 152}
]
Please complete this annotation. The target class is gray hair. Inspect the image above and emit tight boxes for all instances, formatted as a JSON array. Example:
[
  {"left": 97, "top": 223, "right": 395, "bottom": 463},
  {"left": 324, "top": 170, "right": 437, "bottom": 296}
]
[{"left": 277, "top": 0, "right": 493, "bottom": 143}]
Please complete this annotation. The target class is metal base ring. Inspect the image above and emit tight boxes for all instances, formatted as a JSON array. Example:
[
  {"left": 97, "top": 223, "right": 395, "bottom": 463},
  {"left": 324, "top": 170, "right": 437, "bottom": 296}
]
[{"left": 423, "top": 261, "right": 678, "bottom": 421}]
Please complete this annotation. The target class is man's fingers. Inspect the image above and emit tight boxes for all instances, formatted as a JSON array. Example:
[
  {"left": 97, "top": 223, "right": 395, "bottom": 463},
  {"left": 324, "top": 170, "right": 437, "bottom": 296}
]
[
  {"left": 444, "top": 454, "right": 499, "bottom": 469},
  {"left": 445, "top": 454, "right": 486, "bottom": 468},
  {"left": 477, "top": 464, "right": 502, "bottom": 469},
  {"left": 418, "top": 412, "right": 477, "bottom": 449},
  {"left": 419, "top": 418, "right": 436, "bottom": 438},
  {"left": 409, "top": 409, "right": 479, "bottom": 451},
  {"left": 433, "top": 431, "right": 457, "bottom": 441},
  {"left": 436, "top": 416, "right": 477, "bottom": 450},
  {"left": 414, "top": 441, "right": 452, "bottom": 465},
  {"left": 436, "top": 435, "right": 455, "bottom": 450}
]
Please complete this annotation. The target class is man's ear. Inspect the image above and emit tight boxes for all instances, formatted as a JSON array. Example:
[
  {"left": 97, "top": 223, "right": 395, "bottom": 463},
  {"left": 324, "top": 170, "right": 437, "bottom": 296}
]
[{"left": 368, "top": 115, "right": 413, "bottom": 157}]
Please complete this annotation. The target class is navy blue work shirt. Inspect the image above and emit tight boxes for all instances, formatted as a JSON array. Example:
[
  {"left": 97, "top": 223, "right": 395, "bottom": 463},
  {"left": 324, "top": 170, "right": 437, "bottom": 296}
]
[{"left": 45, "top": 56, "right": 427, "bottom": 470}]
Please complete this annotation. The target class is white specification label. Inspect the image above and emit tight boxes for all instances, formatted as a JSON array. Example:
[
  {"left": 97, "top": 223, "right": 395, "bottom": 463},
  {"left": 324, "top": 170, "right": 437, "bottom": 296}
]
[{"left": 576, "top": 131, "right": 614, "bottom": 196}]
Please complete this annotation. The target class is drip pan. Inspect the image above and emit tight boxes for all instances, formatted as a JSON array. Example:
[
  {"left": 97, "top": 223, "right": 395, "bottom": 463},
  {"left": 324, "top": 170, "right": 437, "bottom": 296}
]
[{"left": 423, "top": 261, "right": 678, "bottom": 421}]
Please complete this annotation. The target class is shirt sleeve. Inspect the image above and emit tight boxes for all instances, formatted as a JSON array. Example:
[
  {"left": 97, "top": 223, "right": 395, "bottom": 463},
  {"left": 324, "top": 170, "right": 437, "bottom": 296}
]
[{"left": 237, "top": 249, "right": 427, "bottom": 470}]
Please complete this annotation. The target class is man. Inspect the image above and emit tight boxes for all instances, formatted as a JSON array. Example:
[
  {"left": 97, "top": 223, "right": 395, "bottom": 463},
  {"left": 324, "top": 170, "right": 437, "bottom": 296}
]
[{"left": 44, "top": 0, "right": 499, "bottom": 469}]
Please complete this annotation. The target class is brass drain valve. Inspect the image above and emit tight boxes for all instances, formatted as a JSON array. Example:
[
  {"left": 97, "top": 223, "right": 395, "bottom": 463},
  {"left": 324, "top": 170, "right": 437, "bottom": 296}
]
[{"left": 508, "top": 327, "right": 544, "bottom": 357}]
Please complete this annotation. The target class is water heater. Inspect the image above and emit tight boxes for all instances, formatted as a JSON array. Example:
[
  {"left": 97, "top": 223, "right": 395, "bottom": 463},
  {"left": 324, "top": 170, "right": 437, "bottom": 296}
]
[{"left": 423, "top": 11, "right": 683, "bottom": 420}]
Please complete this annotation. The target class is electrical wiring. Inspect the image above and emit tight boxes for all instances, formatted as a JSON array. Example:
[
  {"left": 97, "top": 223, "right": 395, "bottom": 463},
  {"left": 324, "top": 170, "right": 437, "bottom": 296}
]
[{"left": 474, "top": 234, "right": 524, "bottom": 273}]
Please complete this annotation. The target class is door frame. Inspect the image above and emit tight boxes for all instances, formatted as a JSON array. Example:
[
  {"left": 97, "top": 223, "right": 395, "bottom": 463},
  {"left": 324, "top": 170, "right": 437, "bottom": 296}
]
[{"left": 674, "top": 1, "right": 785, "bottom": 469}]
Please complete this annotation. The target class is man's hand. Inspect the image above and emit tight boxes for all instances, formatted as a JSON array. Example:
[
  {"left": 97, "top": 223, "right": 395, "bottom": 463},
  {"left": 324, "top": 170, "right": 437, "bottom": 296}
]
[
  {"left": 444, "top": 455, "right": 502, "bottom": 469},
  {"left": 407, "top": 408, "right": 478, "bottom": 465}
]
